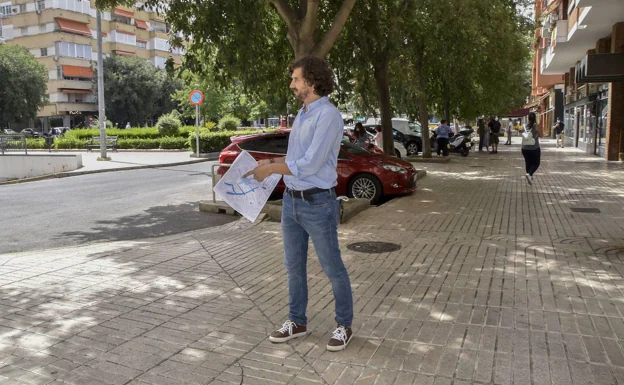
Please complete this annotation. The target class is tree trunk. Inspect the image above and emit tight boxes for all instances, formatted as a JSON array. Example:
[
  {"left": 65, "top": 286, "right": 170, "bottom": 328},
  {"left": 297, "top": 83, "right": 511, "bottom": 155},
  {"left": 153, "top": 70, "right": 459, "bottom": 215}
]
[
  {"left": 373, "top": 57, "right": 394, "bottom": 156},
  {"left": 443, "top": 81, "right": 450, "bottom": 123},
  {"left": 416, "top": 48, "right": 432, "bottom": 158}
]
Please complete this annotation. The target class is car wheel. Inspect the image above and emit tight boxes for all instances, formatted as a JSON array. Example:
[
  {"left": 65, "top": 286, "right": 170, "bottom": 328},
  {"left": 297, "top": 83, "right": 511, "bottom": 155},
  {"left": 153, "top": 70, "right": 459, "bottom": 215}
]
[
  {"left": 348, "top": 174, "right": 382, "bottom": 204},
  {"left": 394, "top": 149, "right": 401, "bottom": 158},
  {"left": 407, "top": 142, "right": 419, "bottom": 155}
]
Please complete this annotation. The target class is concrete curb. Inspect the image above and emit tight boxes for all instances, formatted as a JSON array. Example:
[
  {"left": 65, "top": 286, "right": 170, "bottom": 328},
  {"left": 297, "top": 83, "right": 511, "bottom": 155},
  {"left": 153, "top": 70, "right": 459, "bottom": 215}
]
[
  {"left": 0, "top": 158, "right": 211, "bottom": 186},
  {"left": 199, "top": 197, "right": 372, "bottom": 224},
  {"left": 406, "top": 156, "right": 451, "bottom": 163}
]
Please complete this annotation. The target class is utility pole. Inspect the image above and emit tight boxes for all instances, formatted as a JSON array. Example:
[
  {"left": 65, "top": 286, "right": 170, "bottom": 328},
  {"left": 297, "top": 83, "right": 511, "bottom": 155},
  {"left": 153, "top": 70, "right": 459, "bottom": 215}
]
[{"left": 96, "top": 8, "right": 108, "bottom": 160}]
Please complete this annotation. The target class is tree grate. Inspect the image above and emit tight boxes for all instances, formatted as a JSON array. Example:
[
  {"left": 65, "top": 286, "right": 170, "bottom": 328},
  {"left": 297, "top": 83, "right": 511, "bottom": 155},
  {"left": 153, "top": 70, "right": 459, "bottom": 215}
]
[
  {"left": 570, "top": 207, "right": 601, "bottom": 213},
  {"left": 347, "top": 242, "right": 401, "bottom": 254}
]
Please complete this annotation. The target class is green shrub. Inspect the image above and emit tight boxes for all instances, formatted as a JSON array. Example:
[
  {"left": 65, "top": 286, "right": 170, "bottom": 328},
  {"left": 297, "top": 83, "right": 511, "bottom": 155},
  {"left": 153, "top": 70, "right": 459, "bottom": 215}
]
[
  {"left": 204, "top": 121, "right": 217, "bottom": 132},
  {"left": 27, "top": 138, "right": 45, "bottom": 149},
  {"left": 66, "top": 128, "right": 163, "bottom": 140},
  {"left": 159, "top": 137, "right": 188, "bottom": 149},
  {"left": 218, "top": 115, "right": 241, "bottom": 132},
  {"left": 117, "top": 138, "right": 161, "bottom": 149},
  {"left": 55, "top": 138, "right": 88, "bottom": 150},
  {"left": 188, "top": 129, "right": 277, "bottom": 153},
  {"left": 157, "top": 113, "right": 181, "bottom": 136}
]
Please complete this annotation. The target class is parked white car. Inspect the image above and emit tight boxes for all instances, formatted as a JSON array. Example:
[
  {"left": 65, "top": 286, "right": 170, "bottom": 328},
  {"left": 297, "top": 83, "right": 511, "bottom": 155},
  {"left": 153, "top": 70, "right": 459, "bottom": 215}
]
[{"left": 344, "top": 126, "right": 408, "bottom": 158}]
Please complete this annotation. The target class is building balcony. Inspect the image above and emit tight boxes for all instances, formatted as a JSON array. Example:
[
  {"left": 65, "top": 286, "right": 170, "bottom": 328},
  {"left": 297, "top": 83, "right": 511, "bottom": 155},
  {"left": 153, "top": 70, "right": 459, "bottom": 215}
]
[
  {"left": 49, "top": 79, "right": 94, "bottom": 91},
  {"left": 55, "top": 102, "right": 97, "bottom": 113}
]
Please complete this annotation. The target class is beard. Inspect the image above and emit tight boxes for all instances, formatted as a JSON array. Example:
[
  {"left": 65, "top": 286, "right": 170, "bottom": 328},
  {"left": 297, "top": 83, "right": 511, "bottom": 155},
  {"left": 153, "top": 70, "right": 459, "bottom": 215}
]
[{"left": 292, "top": 87, "right": 310, "bottom": 102}]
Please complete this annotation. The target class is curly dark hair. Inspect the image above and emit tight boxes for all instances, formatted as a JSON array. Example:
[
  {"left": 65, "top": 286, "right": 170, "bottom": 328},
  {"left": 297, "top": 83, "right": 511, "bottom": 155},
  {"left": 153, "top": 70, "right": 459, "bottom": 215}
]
[{"left": 289, "top": 56, "right": 335, "bottom": 97}]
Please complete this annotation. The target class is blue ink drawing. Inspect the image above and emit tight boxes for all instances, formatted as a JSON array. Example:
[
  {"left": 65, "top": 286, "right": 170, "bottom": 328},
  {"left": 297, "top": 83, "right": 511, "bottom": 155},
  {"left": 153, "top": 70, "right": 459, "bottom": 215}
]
[{"left": 224, "top": 178, "right": 259, "bottom": 196}]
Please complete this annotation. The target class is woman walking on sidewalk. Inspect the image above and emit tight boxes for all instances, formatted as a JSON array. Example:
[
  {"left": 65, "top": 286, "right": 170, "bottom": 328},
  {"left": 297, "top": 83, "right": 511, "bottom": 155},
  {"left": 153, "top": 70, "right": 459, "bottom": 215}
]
[{"left": 521, "top": 112, "right": 541, "bottom": 185}]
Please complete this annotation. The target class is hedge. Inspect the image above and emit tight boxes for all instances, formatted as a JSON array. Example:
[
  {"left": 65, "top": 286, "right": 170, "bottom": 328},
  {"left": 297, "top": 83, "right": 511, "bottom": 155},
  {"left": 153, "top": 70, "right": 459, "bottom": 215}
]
[
  {"left": 66, "top": 126, "right": 198, "bottom": 140},
  {"left": 26, "top": 138, "right": 46, "bottom": 149},
  {"left": 188, "top": 129, "right": 277, "bottom": 153}
]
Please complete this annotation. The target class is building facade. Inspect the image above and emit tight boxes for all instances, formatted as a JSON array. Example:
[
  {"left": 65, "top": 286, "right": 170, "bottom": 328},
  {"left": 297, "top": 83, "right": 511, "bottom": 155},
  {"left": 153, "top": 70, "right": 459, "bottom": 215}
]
[
  {"left": 529, "top": 0, "right": 624, "bottom": 160},
  {"left": 0, "top": 0, "right": 182, "bottom": 130}
]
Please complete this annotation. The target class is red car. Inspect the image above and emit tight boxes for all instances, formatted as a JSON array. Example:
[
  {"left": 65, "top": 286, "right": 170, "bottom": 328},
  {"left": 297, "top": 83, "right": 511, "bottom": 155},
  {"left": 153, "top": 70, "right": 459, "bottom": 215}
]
[{"left": 218, "top": 130, "right": 416, "bottom": 204}]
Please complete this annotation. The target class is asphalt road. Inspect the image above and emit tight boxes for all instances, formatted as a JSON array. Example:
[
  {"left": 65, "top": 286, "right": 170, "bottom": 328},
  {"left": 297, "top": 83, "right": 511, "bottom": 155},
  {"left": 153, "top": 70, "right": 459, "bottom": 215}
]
[{"left": 0, "top": 162, "right": 236, "bottom": 254}]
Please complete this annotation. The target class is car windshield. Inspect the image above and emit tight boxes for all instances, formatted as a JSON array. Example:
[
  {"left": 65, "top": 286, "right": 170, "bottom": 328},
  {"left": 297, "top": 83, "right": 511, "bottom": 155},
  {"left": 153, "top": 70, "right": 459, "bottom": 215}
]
[
  {"left": 409, "top": 123, "right": 422, "bottom": 135},
  {"left": 341, "top": 141, "right": 371, "bottom": 155}
]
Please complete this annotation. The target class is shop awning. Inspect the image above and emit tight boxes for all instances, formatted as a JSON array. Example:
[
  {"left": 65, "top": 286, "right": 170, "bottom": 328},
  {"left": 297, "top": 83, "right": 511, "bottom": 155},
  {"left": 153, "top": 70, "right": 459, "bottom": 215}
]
[
  {"left": 55, "top": 18, "right": 92, "bottom": 37},
  {"left": 135, "top": 20, "right": 149, "bottom": 30},
  {"left": 60, "top": 89, "right": 92, "bottom": 94},
  {"left": 501, "top": 108, "right": 530, "bottom": 118},
  {"left": 62, "top": 65, "right": 94, "bottom": 78},
  {"left": 114, "top": 50, "right": 135, "bottom": 56},
  {"left": 116, "top": 29, "right": 135, "bottom": 36},
  {"left": 114, "top": 8, "right": 134, "bottom": 18},
  {"left": 136, "top": 38, "right": 147, "bottom": 43}
]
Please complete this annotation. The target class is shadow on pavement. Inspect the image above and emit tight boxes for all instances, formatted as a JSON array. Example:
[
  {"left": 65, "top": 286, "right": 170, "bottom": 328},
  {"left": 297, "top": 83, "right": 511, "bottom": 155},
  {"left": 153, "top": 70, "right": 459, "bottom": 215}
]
[{"left": 58, "top": 202, "right": 236, "bottom": 244}]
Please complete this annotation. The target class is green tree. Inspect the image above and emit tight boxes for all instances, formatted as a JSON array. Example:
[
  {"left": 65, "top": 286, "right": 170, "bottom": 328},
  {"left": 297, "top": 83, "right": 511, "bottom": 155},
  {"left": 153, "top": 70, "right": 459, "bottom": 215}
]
[
  {"left": 0, "top": 45, "right": 48, "bottom": 127},
  {"left": 98, "top": 55, "right": 182, "bottom": 126}
]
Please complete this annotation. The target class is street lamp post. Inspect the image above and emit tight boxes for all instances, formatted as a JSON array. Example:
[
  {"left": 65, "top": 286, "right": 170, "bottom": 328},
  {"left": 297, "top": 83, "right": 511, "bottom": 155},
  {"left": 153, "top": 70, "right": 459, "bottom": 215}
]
[{"left": 96, "top": 9, "right": 108, "bottom": 159}]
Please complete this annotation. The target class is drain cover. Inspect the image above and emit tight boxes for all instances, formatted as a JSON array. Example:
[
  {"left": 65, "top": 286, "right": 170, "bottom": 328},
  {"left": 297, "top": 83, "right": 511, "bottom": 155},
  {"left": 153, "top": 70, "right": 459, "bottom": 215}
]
[
  {"left": 570, "top": 207, "right": 601, "bottom": 213},
  {"left": 347, "top": 242, "right": 401, "bottom": 253}
]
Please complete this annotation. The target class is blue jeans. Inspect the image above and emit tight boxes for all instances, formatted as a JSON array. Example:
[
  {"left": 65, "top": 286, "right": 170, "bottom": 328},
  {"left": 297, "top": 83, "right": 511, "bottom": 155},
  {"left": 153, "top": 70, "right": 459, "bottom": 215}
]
[{"left": 281, "top": 190, "right": 353, "bottom": 328}]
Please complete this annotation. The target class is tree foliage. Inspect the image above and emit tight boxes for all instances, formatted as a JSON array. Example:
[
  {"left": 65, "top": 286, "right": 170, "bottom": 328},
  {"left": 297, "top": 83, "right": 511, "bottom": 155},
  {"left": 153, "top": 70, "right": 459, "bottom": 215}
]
[
  {"left": 0, "top": 45, "right": 48, "bottom": 126},
  {"left": 99, "top": 55, "right": 182, "bottom": 126}
]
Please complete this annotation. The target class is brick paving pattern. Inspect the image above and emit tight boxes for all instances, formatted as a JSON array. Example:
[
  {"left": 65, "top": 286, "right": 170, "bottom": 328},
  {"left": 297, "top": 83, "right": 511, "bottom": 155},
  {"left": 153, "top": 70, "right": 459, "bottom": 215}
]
[{"left": 2, "top": 139, "right": 624, "bottom": 384}]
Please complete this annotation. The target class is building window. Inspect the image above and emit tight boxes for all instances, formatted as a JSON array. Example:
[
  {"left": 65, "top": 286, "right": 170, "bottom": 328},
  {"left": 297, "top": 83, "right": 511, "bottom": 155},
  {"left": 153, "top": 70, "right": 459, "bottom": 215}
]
[
  {"left": 40, "top": 25, "right": 47, "bottom": 33},
  {"left": 41, "top": 48, "right": 47, "bottom": 56},
  {"left": 136, "top": 41, "right": 146, "bottom": 49},
  {"left": 37, "top": 0, "right": 45, "bottom": 11},
  {"left": 21, "top": 27, "right": 28, "bottom": 36},
  {"left": 114, "top": 31, "right": 135, "bottom": 45},
  {"left": 57, "top": 66, "right": 62, "bottom": 79},
  {"left": 55, "top": 41, "right": 92, "bottom": 59},
  {"left": 111, "top": 14, "right": 131, "bottom": 25},
  {"left": 19, "top": 4, "right": 26, "bottom": 13},
  {"left": 0, "top": 4, "right": 13, "bottom": 17}
]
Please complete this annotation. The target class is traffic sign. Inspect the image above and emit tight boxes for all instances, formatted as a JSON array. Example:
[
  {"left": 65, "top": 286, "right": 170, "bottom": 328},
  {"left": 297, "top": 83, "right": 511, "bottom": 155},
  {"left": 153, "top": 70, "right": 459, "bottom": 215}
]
[{"left": 189, "top": 90, "right": 204, "bottom": 106}]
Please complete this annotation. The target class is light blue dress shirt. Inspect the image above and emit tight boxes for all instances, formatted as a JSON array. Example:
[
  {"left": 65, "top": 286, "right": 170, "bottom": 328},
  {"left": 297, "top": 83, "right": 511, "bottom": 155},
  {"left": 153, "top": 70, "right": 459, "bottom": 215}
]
[{"left": 284, "top": 96, "right": 343, "bottom": 190}]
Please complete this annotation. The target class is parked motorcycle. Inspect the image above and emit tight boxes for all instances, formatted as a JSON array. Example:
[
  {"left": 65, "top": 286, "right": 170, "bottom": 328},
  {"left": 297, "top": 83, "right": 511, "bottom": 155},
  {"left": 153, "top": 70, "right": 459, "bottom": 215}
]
[{"left": 430, "top": 127, "right": 473, "bottom": 157}]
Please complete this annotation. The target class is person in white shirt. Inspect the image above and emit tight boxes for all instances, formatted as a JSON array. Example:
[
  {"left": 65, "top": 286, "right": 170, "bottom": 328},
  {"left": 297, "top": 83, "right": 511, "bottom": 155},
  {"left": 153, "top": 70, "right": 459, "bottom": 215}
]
[
  {"left": 373, "top": 125, "right": 383, "bottom": 148},
  {"left": 504, "top": 120, "right": 513, "bottom": 145}
]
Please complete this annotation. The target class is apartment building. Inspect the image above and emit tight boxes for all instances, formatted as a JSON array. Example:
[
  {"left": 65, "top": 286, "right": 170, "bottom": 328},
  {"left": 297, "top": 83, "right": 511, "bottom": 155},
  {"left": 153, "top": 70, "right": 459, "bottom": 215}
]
[
  {"left": 0, "top": 0, "right": 183, "bottom": 129},
  {"left": 529, "top": 0, "right": 624, "bottom": 160}
]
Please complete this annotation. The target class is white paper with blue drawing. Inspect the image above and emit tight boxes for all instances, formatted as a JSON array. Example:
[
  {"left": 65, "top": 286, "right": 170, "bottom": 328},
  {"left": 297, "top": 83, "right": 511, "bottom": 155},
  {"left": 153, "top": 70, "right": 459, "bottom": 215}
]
[{"left": 214, "top": 150, "right": 281, "bottom": 223}]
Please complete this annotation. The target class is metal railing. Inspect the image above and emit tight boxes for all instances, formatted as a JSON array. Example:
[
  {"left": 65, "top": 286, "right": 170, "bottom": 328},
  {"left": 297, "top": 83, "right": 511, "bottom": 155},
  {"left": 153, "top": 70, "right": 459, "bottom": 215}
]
[
  {"left": 0, "top": 134, "right": 27, "bottom": 155},
  {"left": 211, "top": 163, "right": 232, "bottom": 202}
]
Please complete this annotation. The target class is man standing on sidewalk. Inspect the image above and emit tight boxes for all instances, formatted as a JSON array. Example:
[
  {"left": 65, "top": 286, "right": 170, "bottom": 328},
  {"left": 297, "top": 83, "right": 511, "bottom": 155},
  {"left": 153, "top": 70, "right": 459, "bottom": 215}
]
[
  {"left": 435, "top": 120, "right": 452, "bottom": 156},
  {"left": 244, "top": 56, "right": 354, "bottom": 352},
  {"left": 504, "top": 119, "right": 513, "bottom": 145},
  {"left": 488, "top": 117, "right": 501, "bottom": 154}
]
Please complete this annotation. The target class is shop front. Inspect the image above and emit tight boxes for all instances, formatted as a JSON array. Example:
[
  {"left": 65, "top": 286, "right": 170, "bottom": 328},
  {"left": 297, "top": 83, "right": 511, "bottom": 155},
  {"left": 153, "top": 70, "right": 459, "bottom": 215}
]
[{"left": 563, "top": 84, "right": 609, "bottom": 156}]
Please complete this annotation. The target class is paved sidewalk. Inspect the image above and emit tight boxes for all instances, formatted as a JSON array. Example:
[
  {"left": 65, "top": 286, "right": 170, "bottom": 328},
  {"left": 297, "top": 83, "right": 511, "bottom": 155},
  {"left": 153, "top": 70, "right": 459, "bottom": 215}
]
[{"left": 2, "top": 138, "right": 624, "bottom": 384}]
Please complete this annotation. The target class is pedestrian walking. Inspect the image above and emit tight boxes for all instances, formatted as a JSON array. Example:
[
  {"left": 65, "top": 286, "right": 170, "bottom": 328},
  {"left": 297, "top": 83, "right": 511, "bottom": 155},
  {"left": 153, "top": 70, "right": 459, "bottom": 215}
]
[
  {"left": 504, "top": 119, "right": 513, "bottom": 145},
  {"left": 522, "top": 112, "right": 541, "bottom": 185},
  {"left": 354, "top": 122, "right": 367, "bottom": 149},
  {"left": 244, "top": 56, "right": 353, "bottom": 351},
  {"left": 373, "top": 125, "right": 383, "bottom": 148},
  {"left": 477, "top": 119, "right": 486, "bottom": 152},
  {"left": 435, "top": 120, "right": 452, "bottom": 156},
  {"left": 125, "top": 122, "right": 131, "bottom": 129},
  {"left": 488, "top": 117, "right": 501, "bottom": 154},
  {"left": 553, "top": 117, "right": 565, "bottom": 148}
]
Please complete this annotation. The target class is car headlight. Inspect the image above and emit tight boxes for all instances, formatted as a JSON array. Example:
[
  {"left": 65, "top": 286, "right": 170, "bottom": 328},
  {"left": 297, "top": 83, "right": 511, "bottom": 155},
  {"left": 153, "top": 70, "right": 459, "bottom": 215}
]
[{"left": 381, "top": 164, "right": 407, "bottom": 173}]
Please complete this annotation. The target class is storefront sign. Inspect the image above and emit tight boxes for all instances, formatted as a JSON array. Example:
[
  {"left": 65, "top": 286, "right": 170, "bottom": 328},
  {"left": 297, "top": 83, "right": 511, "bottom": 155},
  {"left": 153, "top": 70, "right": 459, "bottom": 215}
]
[{"left": 69, "top": 111, "right": 82, "bottom": 115}]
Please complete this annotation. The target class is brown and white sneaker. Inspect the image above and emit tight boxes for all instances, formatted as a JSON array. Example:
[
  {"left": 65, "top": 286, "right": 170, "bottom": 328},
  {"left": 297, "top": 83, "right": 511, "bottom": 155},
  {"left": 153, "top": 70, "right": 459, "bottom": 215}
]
[
  {"left": 269, "top": 320, "right": 307, "bottom": 343},
  {"left": 326, "top": 325, "right": 352, "bottom": 351}
]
